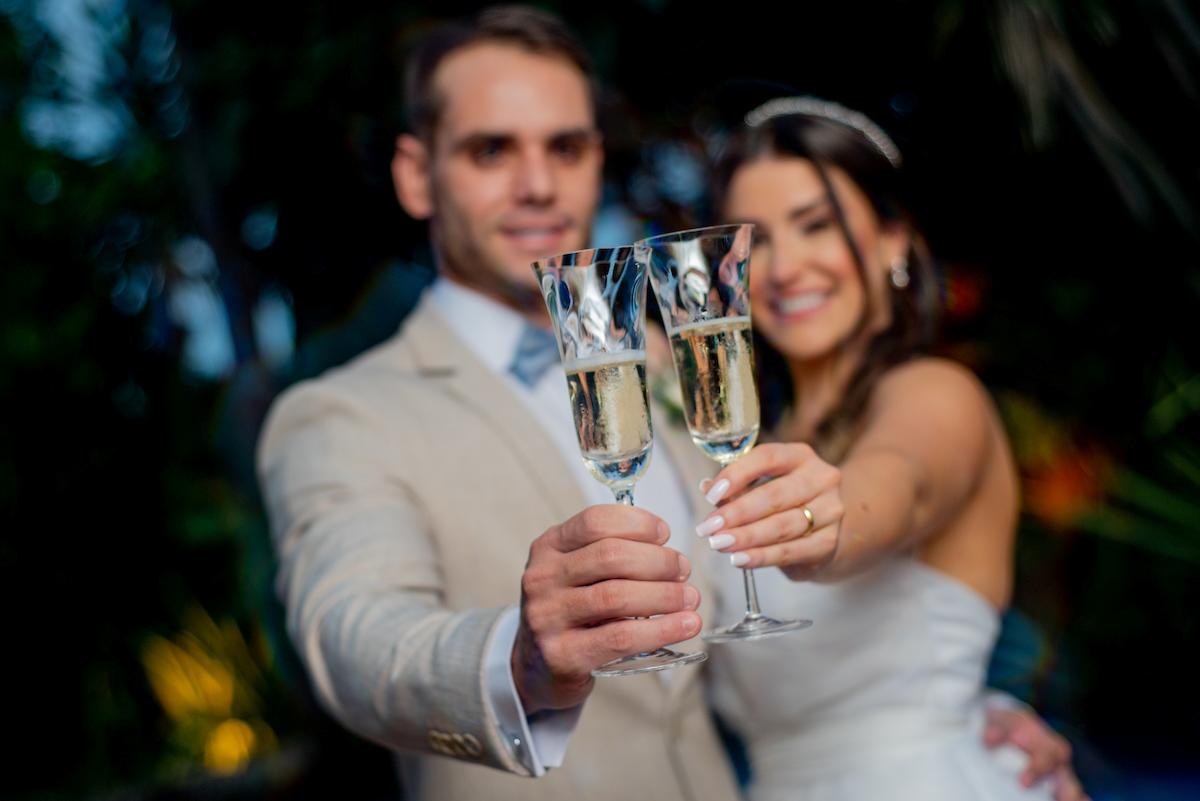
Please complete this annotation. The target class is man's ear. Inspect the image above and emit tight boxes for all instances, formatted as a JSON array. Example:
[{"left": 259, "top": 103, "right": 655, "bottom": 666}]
[{"left": 392, "top": 134, "right": 434, "bottom": 220}]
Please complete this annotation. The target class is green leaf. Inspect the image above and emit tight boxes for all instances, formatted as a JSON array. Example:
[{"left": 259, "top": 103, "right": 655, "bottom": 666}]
[{"left": 1076, "top": 504, "right": 1200, "bottom": 565}]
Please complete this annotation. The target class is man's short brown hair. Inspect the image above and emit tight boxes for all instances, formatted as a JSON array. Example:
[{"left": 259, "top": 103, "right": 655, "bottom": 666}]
[{"left": 403, "top": 5, "right": 595, "bottom": 142}]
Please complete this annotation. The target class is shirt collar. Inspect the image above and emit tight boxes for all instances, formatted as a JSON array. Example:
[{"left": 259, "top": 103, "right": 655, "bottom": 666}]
[{"left": 427, "top": 278, "right": 530, "bottom": 376}]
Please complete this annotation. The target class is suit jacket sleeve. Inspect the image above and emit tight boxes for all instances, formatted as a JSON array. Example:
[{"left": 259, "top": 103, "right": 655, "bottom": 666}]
[{"left": 257, "top": 377, "right": 532, "bottom": 776}]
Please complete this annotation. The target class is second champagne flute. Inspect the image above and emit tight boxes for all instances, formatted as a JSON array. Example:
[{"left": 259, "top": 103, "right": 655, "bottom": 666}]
[
  {"left": 637, "top": 224, "right": 812, "bottom": 643},
  {"left": 533, "top": 246, "right": 706, "bottom": 676}
]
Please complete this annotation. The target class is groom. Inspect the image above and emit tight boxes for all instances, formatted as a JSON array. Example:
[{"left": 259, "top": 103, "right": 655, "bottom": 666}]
[{"left": 257, "top": 6, "right": 1083, "bottom": 800}]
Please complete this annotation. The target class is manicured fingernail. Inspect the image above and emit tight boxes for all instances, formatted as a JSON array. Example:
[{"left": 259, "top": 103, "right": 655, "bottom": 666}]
[
  {"left": 730, "top": 552, "right": 750, "bottom": 567},
  {"left": 683, "top": 612, "right": 701, "bottom": 635},
  {"left": 708, "top": 533, "right": 735, "bottom": 551},
  {"left": 698, "top": 478, "right": 712, "bottom": 493},
  {"left": 705, "top": 479, "right": 730, "bottom": 505},
  {"left": 677, "top": 554, "right": 691, "bottom": 581},
  {"left": 657, "top": 521, "right": 670, "bottom": 540},
  {"left": 695, "top": 515, "right": 725, "bottom": 537},
  {"left": 683, "top": 585, "right": 700, "bottom": 609}
]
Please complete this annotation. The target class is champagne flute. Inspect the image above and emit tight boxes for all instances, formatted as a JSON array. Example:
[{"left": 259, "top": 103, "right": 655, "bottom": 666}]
[
  {"left": 637, "top": 224, "right": 812, "bottom": 643},
  {"left": 533, "top": 246, "right": 707, "bottom": 676}
]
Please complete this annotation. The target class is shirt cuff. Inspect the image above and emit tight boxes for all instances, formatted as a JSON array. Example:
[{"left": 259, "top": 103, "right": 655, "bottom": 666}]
[{"left": 483, "top": 605, "right": 584, "bottom": 775}]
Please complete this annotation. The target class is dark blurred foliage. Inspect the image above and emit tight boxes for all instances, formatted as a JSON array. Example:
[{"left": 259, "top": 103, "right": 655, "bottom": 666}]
[{"left": 1, "top": 1, "right": 1198, "bottom": 799}]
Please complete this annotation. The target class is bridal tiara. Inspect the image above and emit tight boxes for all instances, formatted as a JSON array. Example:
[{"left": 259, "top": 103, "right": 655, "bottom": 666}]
[{"left": 744, "top": 96, "right": 903, "bottom": 169}]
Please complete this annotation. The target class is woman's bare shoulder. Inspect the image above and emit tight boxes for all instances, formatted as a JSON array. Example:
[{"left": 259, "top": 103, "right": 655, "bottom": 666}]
[
  {"left": 871, "top": 357, "right": 994, "bottom": 417},
  {"left": 857, "top": 357, "right": 998, "bottom": 464}
]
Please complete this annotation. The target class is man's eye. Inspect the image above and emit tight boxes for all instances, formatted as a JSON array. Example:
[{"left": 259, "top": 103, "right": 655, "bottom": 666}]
[
  {"left": 471, "top": 142, "right": 506, "bottom": 165},
  {"left": 551, "top": 139, "right": 586, "bottom": 163}
]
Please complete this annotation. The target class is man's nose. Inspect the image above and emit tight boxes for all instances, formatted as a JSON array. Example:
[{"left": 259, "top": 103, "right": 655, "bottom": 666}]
[{"left": 513, "top": 151, "right": 555, "bottom": 205}]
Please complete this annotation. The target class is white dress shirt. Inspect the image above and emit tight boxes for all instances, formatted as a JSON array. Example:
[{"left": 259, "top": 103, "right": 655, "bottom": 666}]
[{"left": 428, "top": 278, "right": 696, "bottom": 775}]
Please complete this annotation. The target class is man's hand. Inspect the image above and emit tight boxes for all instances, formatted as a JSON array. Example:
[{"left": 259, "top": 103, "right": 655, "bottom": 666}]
[
  {"left": 984, "top": 707, "right": 1089, "bottom": 801},
  {"left": 512, "top": 505, "right": 701, "bottom": 715}
]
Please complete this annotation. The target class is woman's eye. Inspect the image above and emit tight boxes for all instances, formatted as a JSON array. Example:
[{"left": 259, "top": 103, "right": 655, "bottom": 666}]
[{"left": 802, "top": 215, "right": 834, "bottom": 235}]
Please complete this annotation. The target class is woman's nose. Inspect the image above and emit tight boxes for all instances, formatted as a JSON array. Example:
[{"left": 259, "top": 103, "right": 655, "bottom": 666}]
[{"left": 765, "top": 236, "right": 809, "bottom": 284}]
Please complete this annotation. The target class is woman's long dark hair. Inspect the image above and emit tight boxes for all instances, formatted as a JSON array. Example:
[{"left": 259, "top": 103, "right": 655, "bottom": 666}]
[{"left": 713, "top": 110, "right": 941, "bottom": 460}]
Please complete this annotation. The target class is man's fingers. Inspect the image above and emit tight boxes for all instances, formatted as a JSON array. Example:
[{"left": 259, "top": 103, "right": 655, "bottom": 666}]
[
  {"left": 517, "top": 507, "right": 689, "bottom": 714},
  {"left": 983, "top": 708, "right": 1016, "bottom": 749},
  {"left": 1021, "top": 756, "right": 1055, "bottom": 786},
  {"left": 568, "top": 611, "right": 703, "bottom": 669},
  {"left": 1053, "top": 765, "right": 1088, "bottom": 801},
  {"left": 553, "top": 504, "right": 668, "bottom": 552},
  {"left": 1017, "top": 728, "right": 1064, "bottom": 784},
  {"left": 982, "top": 724, "right": 1008, "bottom": 749},
  {"left": 561, "top": 580, "right": 700, "bottom": 626},
  {"left": 986, "top": 709, "right": 1078, "bottom": 794},
  {"left": 562, "top": 539, "right": 690, "bottom": 586}
]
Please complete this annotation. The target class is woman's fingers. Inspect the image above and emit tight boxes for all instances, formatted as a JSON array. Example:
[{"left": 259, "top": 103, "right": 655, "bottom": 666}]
[
  {"left": 697, "top": 455, "right": 839, "bottom": 535},
  {"left": 700, "top": 442, "right": 820, "bottom": 505},
  {"left": 698, "top": 490, "right": 842, "bottom": 554},
  {"left": 695, "top": 442, "right": 843, "bottom": 576},
  {"left": 723, "top": 524, "right": 839, "bottom": 573}
]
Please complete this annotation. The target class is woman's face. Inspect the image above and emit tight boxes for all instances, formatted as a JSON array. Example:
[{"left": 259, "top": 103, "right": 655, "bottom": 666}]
[{"left": 723, "top": 156, "right": 906, "bottom": 364}]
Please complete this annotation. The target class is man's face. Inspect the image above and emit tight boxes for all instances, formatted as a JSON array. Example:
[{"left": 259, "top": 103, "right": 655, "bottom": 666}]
[{"left": 399, "top": 42, "right": 603, "bottom": 314}]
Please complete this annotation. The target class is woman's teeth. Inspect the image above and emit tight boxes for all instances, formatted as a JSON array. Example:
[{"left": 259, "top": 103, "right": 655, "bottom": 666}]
[{"left": 777, "top": 292, "right": 828, "bottom": 314}]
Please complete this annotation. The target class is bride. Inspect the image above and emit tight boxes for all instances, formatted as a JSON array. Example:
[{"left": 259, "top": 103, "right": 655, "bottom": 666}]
[{"left": 688, "top": 97, "right": 1086, "bottom": 801}]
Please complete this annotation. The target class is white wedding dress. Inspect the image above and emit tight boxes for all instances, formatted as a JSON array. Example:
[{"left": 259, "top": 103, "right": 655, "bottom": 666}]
[{"left": 707, "top": 554, "right": 1056, "bottom": 801}]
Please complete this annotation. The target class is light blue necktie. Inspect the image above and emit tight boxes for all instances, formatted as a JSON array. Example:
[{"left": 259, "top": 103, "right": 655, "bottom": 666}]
[{"left": 509, "top": 324, "right": 560, "bottom": 388}]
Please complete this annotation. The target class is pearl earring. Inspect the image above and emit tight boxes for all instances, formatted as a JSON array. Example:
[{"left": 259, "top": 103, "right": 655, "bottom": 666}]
[{"left": 889, "top": 257, "right": 910, "bottom": 290}]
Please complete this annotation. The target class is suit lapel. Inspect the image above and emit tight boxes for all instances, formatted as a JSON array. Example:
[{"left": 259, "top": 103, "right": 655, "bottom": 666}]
[{"left": 399, "top": 298, "right": 588, "bottom": 523}]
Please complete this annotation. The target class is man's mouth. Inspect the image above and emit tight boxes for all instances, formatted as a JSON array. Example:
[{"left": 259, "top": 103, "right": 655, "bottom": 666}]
[{"left": 501, "top": 220, "right": 572, "bottom": 253}]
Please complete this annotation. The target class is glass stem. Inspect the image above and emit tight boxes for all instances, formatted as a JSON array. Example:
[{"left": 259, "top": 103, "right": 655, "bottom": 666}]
[
  {"left": 612, "top": 485, "right": 652, "bottom": 650},
  {"left": 742, "top": 569, "right": 762, "bottom": 617}
]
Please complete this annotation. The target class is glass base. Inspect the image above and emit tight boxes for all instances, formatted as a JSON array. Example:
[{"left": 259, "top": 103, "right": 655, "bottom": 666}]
[
  {"left": 702, "top": 613, "right": 812, "bottom": 644},
  {"left": 590, "top": 647, "right": 707, "bottom": 677}
]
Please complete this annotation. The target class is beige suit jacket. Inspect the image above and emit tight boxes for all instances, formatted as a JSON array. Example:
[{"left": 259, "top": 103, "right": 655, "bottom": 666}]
[{"left": 258, "top": 295, "right": 738, "bottom": 801}]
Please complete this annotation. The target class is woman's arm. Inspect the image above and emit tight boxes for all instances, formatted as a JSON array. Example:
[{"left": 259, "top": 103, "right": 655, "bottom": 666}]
[{"left": 819, "top": 358, "right": 994, "bottom": 580}]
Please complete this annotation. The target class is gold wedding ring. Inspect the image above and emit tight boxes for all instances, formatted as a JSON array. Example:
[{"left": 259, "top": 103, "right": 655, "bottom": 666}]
[{"left": 802, "top": 505, "right": 815, "bottom": 534}]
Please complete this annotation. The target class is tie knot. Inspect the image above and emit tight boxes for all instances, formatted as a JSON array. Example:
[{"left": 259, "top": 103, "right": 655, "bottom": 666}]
[{"left": 509, "top": 324, "right": 560, "bottom": 388}]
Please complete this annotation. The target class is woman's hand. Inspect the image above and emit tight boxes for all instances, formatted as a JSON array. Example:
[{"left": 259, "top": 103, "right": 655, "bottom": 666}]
[{"left": 697, "top": 442, "right": 843, "bottom": 580}]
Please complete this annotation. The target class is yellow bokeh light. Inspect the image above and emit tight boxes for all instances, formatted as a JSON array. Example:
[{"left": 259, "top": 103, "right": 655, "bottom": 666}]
[
  {"left": 204, "top": 718, "right": 256, "bottom": 775},
  {"left": 142, "top": 636, "right": 234, "bottom": 721}
]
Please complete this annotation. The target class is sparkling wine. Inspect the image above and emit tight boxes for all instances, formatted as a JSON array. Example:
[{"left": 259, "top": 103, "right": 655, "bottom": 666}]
[
  {"left": 669, "top": 316, "right": 760, "bottom": 464},
  {"left": 565, "top": 352, "right": 653, "bottom": 488}
]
